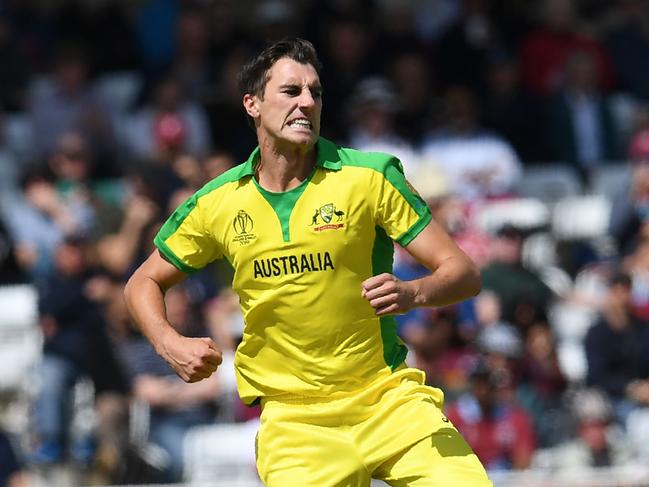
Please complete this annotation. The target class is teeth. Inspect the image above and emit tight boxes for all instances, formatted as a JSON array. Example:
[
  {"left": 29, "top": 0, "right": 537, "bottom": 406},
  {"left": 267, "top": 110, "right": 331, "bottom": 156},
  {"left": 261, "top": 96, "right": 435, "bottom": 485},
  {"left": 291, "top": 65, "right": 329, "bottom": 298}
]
[{"left": 289, "top": 119, "right": 311, "bottom": 128}]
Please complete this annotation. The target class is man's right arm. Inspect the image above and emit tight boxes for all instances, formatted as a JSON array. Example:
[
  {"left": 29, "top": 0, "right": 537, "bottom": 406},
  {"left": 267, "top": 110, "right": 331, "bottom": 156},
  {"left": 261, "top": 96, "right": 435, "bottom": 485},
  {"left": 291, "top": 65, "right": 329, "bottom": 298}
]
[{"left": 124, "top": 250, "right": 222, "bottom": 382}]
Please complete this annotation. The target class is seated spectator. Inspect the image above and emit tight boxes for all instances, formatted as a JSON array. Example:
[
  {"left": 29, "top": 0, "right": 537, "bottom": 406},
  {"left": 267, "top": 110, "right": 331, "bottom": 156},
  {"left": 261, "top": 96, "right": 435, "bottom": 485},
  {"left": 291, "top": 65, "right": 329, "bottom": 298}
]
[
  {"left": 118, "top": 285, "right": 224, "bottom": 482},
  {"left": 447, "top": 359, "right": 537, "bottom": 471},
  {"left": 609, "top": 121, "right": 649, "bottom": 256},
  {"left": 125, "top": 74, "right": 212, "bottom": 162},
  {"left": 406, "top": 306, "right": 478, "bottom": 401},
  {"left": 48, "top": 131, "right": 126, "bottom": 234},
  {"left": 202, "top": 150, "right": 236, "bottom": 181},
  {"left": 29, "top": 237, "right": 127, "bottom": 467},
  {"left": 604, "top": 0, "right": 649, "bottom": 101},
  {"left": 518, "top": 323, "right": 568, "bottom": 447},
  {"left": 519, "top": 0, "right": 615, "bottom": 96},
  {"left": 345, "top": 77, "right": 421, "bottom": 177},
  {"left": 420, "top": 86, "right": 522, "bottom": 201},
  {"left": 6, "top": 167, "right": 93, "bottom": 279},
  {"left": 545, "top": 50, "right": 620, "bottom": 177},
  {"left": 584, "top": 271, "right": 649, "bottom": 426},
  {"left": 533, "top": 388, "right": 636, "bottom": 470},
  {"left": 28, "top": 44, "right": 116, "bottom": 168},
  {"left": 481, "top": 224, "right": 555, "bottom": 331}
]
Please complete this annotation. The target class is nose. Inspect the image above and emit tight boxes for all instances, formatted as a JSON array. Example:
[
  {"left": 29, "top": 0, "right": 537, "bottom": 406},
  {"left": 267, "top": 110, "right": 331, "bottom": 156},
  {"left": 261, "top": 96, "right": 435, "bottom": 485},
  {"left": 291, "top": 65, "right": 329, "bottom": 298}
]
[{"left": 298, "top": 89, "right": 316, "bottom": 109}]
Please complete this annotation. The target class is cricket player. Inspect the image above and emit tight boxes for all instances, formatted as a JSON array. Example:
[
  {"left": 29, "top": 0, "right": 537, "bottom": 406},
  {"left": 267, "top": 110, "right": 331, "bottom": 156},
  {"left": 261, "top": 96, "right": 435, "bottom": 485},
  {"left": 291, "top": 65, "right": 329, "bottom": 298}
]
[{"left": 125, "top": 38, "right": 492, "bottom": 486}]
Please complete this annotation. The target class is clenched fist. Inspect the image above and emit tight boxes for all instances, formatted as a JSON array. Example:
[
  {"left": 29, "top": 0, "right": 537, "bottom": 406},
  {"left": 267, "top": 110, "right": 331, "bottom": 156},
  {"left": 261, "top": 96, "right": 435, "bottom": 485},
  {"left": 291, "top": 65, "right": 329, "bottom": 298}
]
[
  {"left": 159, "top": 333, "right": 222, "bottom": 383},
  {"left": 361, "top": 273, "right": 418, "bottom": 316}
]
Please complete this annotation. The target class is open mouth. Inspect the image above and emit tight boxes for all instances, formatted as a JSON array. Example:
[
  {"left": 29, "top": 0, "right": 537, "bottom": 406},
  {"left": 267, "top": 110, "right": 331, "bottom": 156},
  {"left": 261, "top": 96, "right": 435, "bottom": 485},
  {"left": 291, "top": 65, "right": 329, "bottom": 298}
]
[{"left": 287, "top": 118, "right": 312, "bottom": 130}]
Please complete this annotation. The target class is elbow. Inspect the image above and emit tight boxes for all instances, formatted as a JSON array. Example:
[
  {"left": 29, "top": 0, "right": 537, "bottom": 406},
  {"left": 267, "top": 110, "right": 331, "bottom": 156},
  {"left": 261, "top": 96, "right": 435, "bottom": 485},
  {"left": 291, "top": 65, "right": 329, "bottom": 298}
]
[
  {"left": 123, "top": 274, "right": 135, "bottom": 306},
  {"left": 123, "top": 271, "right": 142, "bottom": 307}
]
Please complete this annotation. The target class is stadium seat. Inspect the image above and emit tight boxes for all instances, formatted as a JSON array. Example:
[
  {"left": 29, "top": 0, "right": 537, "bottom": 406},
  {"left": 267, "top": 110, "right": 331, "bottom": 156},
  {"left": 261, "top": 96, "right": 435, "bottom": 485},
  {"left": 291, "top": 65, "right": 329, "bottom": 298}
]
[
  {"left": 589, "top": 162, "right": 631, "bottom": 202},
  {"left": 94, "top": 71, "right": 143, "bottom": 116},
  {"left": 551, "top": 195, "right": 612, "bottom": 240},
  {"left": 0, "top": 284, "right": 41, "bottom": 395},
  {"left": 516, "top": 164, "right": 583, "bottom": 203},
  {"left": 473, "top": 197, "right": 550, "bottom": 235},
  {"left": 183, "top": 419, "right": 260, "bottom": 483}
]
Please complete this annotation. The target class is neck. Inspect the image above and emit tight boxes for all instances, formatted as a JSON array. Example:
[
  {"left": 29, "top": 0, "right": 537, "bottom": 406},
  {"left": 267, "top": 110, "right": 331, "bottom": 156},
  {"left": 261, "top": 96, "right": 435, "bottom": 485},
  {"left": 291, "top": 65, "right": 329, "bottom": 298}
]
[{"left": 255, "top": 136, "right": 317, "bottom": 192}]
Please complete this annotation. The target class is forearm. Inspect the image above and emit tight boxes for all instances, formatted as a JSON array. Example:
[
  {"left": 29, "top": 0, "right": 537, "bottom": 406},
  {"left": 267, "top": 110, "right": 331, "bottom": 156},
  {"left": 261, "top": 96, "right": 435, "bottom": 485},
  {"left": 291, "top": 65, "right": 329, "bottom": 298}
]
[
  {"left": 124, "top": 272, "right": 179, "bottom": 354},
  {"left": 411, "top": 255, "right": 481, "bottom": 308}
]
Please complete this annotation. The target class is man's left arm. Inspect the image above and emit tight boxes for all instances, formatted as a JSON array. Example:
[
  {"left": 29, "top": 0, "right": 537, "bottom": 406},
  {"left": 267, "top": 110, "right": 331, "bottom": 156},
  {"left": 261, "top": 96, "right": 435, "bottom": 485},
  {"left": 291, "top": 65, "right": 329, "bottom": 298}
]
[{"left": 361, "top": 218, "right": 481, "bottom": 316}]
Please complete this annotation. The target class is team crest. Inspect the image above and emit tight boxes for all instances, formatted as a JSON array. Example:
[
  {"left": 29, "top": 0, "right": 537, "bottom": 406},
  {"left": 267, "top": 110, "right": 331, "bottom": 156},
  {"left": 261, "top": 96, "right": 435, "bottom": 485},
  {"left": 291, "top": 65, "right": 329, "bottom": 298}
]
[
  {"left": 310, "top": 203, "right": 345, "bottom": 232},
  {"left": 232, "top": 210, "right": 257, "bottom": 245}
]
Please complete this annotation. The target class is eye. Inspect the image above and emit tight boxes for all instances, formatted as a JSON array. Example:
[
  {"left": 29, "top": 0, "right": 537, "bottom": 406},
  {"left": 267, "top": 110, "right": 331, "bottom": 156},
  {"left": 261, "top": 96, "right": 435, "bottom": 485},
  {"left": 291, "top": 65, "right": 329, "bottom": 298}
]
[{"left": 283, "top": 87, "right": 300, "bottom": 96}]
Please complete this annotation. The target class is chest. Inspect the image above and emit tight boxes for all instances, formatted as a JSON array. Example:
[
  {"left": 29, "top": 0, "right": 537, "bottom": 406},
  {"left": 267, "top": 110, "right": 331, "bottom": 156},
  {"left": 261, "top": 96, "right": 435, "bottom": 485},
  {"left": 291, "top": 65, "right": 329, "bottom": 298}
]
[{"left": 217, "top": 175, "right": 375, "bottom": 274}]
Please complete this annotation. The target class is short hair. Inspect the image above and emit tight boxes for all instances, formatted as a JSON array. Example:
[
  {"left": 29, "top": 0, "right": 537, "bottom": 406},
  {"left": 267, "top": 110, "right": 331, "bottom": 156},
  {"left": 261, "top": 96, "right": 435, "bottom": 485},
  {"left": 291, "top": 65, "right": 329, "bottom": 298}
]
[
  {"left": 608, "top": 270, "right": 631, "bottom": 288},
  {"left": 237, "top": 38, "right": 322, "bottom": 126}
]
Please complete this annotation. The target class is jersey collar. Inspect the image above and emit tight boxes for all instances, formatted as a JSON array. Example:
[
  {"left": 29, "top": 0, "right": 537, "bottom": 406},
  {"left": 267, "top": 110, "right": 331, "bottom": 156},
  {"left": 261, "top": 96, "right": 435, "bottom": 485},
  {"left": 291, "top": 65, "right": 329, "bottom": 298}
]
[{"left": 238, "top": 137, "right": 343, "bottom": 178}]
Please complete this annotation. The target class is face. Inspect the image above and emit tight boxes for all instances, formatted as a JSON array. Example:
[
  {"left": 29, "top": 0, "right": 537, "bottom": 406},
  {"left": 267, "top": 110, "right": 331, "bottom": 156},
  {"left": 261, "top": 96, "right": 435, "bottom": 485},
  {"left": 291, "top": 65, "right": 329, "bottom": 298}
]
[{"left": 244, "top": 57, "right": 322, "bottom": 148}]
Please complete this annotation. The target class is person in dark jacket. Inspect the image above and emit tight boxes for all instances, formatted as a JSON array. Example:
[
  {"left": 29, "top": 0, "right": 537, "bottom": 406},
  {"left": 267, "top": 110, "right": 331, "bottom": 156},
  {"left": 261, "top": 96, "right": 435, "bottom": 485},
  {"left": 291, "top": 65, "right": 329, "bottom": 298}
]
[
  {"left": 585, "top": 272, "right": 649, "bottom": 426},
  {"left": 29, "top": 237, "right": 126, "bottom": 466}
]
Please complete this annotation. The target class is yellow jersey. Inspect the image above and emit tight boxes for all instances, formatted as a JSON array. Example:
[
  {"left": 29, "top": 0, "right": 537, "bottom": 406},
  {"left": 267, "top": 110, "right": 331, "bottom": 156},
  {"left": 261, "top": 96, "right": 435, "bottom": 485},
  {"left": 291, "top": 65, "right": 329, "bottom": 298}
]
[{"left": 154, "top": 137, "right": 432, "bottom": 404}]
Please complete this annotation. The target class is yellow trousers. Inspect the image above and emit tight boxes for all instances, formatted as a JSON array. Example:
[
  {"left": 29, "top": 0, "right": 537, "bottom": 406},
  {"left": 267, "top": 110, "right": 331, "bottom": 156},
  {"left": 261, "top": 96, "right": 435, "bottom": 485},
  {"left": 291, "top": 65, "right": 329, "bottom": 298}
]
[{"left": 256, "top": 368, "right": 492, "bottom": 486}]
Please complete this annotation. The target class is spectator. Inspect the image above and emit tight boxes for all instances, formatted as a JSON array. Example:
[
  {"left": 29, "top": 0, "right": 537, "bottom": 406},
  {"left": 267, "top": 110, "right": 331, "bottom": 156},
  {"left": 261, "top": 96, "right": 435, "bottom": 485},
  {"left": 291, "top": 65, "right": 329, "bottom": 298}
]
[
  {"left": 519, "top": 0, "right": 615, "bottom": 96},
  {"left": 203, "top": 151, "right": 236, "bottom": 181},
  {"left": 533, "top": 388, "right": 636, "bottom": 469},
  {"left": 6, "top": 167, "right": 91, "bottom": 279},
  {"left": 420, "top": 86, "right": 523, "bottom": 201},
  {"left": 434, "top": 0, "right": 502, "bottom": 94},
  {"left": 584, "top": 271, "right": 649, "bottom": 426},
  {"left": 482, "top": 49, "right": 550, "bottom": 163},
  {"left": 206, "top": 47, "right": 259, "bottom": 162},
  {"left": 345, "top": 77, "right": 421, "bottom": 177},
  {"left": 406, "top": 306, "right": 478, "bottom": 401},
  {"left": 518, "top": 323, "right": 568, "bottom": 447},
  {"left": 388, "top": 50, "right": 436, "bottom": 146},
  {"left": 480, "top": 224, "right": 554, "bottom": 330},
  {"left": 48, "top": 131, "right": 125, "bottom": 235},
  {"left": 545, "top": 50, "right": 620, "bottom": 176},
  {"left": 604, "top": 0, "right": 649, "bottom": 101},
  {"left": 447, "top": 360, "right": 537, "bottom": 471},
  {"left": 609, "top": 116, "right": 649, "bottom": 255},
  {"left": 319, "top": 14, "right": 375, "bottom": 141},
  {"left": 28, "top": 45, "right": 115, "bottom": 165},
  {"left": 173, "top": 7, "right": 215, "bottom": 104},
  {"left": 125, "top": 74, "right": 212, "bottom": 161},
  {"left": 118, "top": 285, "right": 224, "bottom": 482},
  {"left": 29, "top": 237, "right": 127, "bottom": 467}
]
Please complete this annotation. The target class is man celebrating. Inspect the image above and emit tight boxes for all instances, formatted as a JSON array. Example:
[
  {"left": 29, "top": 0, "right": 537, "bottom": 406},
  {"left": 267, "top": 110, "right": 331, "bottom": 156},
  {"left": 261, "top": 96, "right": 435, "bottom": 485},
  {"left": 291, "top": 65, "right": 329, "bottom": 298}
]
[{"left": 125, "top": 38, "right": 492, "bottom": 486}]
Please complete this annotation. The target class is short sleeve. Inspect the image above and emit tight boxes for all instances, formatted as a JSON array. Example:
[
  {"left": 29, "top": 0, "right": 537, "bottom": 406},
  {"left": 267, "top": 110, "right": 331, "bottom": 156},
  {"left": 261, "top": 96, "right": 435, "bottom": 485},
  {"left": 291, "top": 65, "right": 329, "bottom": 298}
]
[
  {"left": 154, "top": 194, "right": 222, "bottom": 273},
  {"left": 374, "top": 157, "right": 432, "bottom": 246}
]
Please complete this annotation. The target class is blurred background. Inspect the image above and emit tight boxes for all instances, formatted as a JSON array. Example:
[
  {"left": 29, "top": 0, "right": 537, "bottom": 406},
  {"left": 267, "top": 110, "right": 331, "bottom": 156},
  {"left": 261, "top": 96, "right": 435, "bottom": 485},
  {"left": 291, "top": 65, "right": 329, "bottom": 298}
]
[{"left": 2, "top": 0, "right": 649, "bottom": 486}]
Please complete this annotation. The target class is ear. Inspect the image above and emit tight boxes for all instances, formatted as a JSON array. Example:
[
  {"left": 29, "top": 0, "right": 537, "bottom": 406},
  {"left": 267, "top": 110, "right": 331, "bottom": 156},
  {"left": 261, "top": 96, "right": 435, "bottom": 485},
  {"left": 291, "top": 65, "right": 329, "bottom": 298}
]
[{"left": 243, "top": 94, "right": 260, "bottom": 119}]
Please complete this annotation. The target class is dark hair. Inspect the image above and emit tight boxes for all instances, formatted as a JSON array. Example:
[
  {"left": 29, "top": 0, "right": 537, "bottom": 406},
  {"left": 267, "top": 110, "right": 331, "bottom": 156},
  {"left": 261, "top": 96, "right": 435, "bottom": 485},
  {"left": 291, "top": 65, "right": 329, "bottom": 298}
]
[
  {"left": 237, "top": 38, "right": 322, "bottom": 126},
  {"left": 608, "top": 270, "right": 631, "bottom": 288}
]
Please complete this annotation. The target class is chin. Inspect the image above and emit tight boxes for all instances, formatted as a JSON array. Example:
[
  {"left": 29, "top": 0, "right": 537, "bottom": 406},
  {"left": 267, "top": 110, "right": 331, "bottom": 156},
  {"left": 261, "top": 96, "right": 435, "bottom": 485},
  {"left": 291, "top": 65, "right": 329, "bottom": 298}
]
[{"left": 286, "top": 132, "right": 317, "bottom": 146}]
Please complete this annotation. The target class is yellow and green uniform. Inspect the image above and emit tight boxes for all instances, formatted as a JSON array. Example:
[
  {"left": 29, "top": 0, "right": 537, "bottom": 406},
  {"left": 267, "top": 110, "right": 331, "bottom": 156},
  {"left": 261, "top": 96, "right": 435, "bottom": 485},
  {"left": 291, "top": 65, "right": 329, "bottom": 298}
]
[
  {"left": 155, "top": 137, "right": 492, "bottom": 486},
  {"left": 155, "top": 137, "right": 431, "bottom": 405}
]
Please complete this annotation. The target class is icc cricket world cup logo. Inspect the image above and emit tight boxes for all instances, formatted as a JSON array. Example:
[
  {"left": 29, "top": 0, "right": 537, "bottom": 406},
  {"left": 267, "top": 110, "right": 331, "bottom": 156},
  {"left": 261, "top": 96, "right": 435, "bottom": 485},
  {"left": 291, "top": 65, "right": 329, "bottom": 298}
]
[{"left": 233, "top": 210, "right": 256, "bottom": 245}]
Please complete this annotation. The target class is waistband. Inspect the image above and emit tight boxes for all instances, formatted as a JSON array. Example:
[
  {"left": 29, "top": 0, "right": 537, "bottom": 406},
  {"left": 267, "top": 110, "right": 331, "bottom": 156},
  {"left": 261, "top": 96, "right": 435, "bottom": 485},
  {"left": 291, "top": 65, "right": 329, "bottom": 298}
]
[{"left": 259, "top": 366, "right": 424, "bottom": 408}]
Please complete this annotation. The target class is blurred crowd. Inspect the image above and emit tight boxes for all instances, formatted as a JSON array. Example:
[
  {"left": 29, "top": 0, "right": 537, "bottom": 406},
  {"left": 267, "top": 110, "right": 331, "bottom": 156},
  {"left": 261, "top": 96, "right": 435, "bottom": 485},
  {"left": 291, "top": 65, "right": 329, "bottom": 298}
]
[{"left": 2, "top": 0, "right": 649, "bottom": 484}]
